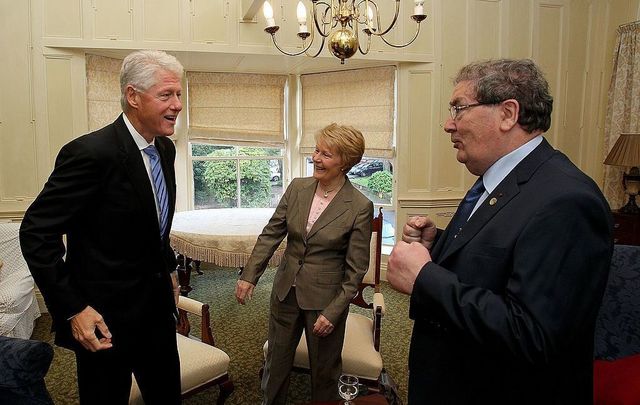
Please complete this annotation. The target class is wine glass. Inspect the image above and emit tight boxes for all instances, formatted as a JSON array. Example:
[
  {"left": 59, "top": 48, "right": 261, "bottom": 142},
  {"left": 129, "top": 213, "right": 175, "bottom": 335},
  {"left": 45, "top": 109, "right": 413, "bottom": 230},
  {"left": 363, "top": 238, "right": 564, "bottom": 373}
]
[{"left": 338, "top": 374, "right": 359, "bottom": 404}]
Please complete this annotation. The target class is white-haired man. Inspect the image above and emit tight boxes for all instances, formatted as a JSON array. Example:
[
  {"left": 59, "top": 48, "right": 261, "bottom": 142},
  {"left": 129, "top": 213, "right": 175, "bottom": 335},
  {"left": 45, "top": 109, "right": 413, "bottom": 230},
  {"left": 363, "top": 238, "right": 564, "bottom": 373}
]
[{"left": 21, "top": 50, "right": 184, "bottom": 404}]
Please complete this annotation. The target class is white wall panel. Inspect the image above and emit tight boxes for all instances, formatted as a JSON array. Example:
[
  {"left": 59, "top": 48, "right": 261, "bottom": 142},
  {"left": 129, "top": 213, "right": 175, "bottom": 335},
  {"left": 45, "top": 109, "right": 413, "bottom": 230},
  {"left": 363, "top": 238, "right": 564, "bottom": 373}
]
[
  {"left": 43, "top": 0, "right": 82, "bottom": 38},
  {"left": 534, "top": 3, "right": 566, "bottom": 146},
  {"left": 143, "top": 0, "right": 182, "bottom": 42},
  {"left": 470, "top": 0, "right": 503, "bottom": 60},
  {"left": 92, "top": 0, "right": 133, "bottom": 40},
  {"left": 0, "top": 0, "right": 38, "bottom": 207},
  {"left": 44, "top": 57, "right": 76, "bottom": 163}
]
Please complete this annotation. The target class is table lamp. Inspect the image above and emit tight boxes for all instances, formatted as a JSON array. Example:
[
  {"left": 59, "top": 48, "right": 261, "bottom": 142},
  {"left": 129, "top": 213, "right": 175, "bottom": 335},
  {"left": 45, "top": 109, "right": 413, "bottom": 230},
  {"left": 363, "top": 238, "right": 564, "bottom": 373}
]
[{"left": 604, "top": 133, "right": 640, "bottom": 214}]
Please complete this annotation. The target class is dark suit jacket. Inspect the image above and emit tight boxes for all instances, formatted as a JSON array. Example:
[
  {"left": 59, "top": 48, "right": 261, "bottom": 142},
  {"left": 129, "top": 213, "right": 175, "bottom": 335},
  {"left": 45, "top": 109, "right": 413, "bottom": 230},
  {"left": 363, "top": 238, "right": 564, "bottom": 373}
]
[
  {"left": 241, "top": 177, "right": 374, "bottom": 324},
  {"left": 408, "top": 139, "right": 613, "bottom": 404},
  {"left": 20, "top": 114, "right": 178, "bottom": 350}
]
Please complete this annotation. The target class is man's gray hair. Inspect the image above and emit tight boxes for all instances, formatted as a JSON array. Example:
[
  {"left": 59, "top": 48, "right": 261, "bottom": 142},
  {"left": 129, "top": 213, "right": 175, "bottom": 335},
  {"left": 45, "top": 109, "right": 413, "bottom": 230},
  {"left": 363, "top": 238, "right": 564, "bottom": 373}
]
[
  {"left": 454, "top": 59, "right": 553, "bottom": 133},
  {"left": 119, "top": 50, "right": 184, "bottom": 111}
]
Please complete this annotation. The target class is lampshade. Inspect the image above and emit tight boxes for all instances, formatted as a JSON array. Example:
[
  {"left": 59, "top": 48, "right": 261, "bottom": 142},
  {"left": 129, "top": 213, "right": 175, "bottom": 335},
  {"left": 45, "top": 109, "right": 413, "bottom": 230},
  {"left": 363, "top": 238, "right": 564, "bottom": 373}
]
[{"left": 604, "top": 133, "right": 640, "bottom": 167}]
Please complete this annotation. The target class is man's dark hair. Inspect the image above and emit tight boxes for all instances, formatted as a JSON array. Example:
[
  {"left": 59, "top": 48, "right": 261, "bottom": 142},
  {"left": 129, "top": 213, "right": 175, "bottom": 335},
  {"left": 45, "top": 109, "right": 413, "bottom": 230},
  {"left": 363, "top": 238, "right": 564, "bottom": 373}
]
[{"left": 455, "top": 59, "right": 553, "bottom": 133}]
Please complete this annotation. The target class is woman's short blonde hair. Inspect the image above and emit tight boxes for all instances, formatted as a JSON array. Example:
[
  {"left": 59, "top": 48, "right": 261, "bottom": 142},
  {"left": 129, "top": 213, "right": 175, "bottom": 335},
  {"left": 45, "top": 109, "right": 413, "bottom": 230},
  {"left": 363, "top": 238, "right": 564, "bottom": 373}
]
[{"left": 315, "top": 123, "right": 366, "bottom": 172}]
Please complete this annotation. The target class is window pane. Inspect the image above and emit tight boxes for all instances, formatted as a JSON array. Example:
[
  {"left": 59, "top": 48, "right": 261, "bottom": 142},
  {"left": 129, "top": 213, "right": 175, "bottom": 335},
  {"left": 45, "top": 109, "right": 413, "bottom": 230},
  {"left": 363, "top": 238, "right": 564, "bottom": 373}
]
[
  {"left": 191, "top": 143, "right": 285, "bottom": 210},
  {"left": 238, "top": 146, "right": 284, "bottom": 156},
  {"left": 382, "top": 208, "right": 396, "bottom": 247},
  {"left": 238, "top": 159, "right": 271, "bottom": 208},
  {"left": 191, "top": 144, "right": 235, "bottom": 157},
  {"left": 193, "top": 160, "right": 238, "bottom": 208},
  {"left": 347, "top": 159, "right": 393, "bottom": 205},
  {"left": 237, "top": 158, "right": 284, "bottom": 208}
]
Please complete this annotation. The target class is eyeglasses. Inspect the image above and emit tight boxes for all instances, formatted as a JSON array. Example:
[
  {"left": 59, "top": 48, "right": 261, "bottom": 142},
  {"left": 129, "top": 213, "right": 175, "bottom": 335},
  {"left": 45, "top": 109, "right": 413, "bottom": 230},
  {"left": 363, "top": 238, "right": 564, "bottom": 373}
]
[{"left": 448, "top": 102, "right": 495, "bottom": 120}]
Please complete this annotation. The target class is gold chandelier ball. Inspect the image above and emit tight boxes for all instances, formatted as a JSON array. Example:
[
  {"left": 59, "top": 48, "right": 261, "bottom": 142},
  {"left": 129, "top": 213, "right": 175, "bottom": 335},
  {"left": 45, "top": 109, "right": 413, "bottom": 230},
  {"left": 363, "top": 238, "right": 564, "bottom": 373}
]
[{"left": 328, "top": 28, "right": 358, "bottom": 60}]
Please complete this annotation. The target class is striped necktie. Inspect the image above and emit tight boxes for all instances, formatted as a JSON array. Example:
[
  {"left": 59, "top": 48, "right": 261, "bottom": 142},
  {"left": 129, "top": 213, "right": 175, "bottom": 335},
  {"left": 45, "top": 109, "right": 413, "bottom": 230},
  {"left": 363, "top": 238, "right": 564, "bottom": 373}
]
[{"left": 143, "top": 145, "right": 169, "bottom": 239}]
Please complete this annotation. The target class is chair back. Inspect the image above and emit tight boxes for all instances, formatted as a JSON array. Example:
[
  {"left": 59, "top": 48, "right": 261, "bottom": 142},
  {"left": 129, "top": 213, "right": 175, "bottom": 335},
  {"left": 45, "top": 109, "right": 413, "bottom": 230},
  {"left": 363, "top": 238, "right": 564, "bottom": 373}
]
[
  {"left": 352, "top": 207, "right": 382, "bottom": 309},
  {"left": 594, "top": 244, "right": 640, "bottom": 360}
]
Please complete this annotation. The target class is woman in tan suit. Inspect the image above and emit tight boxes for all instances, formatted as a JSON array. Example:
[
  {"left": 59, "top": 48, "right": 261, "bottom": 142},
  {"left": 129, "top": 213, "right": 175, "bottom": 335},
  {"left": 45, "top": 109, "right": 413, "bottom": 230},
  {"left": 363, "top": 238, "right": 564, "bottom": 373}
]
[{"left": 236, "top": 123, "right": 374, "bottom": 404}]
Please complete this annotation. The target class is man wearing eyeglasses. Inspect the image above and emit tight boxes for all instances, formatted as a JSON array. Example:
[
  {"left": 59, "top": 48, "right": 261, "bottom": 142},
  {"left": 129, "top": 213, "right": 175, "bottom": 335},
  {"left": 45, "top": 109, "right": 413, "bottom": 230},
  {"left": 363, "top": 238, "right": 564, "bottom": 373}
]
[
  {"left": 388, "top": 59, "right": 613, "bottom": 404},
  {"left": 20, "top": 50, "right": 183, "bottom": 404}
]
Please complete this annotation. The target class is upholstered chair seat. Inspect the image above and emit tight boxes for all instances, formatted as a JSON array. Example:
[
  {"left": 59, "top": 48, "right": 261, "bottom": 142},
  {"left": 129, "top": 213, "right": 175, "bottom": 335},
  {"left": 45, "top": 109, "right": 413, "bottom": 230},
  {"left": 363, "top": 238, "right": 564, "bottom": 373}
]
[
  {"left": 264, "top": 292, "right": 385, "bottom": 381},
  {"left": 129, "top": 296, "right": 233, "bottom": 404}
]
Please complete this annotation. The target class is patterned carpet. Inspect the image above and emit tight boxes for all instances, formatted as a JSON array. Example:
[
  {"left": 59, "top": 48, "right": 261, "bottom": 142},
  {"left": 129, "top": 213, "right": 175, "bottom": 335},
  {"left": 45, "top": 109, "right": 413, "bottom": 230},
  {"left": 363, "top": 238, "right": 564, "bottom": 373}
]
[{"left": 32, "top": 265, "right": 412, "bottom": 404}]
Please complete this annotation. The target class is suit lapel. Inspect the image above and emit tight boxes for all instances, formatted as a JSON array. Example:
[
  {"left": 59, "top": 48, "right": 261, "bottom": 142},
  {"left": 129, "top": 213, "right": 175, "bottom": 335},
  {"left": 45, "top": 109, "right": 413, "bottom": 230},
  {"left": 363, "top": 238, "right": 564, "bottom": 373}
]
[
  {"left": 297, "top": 180, "right": 316, "bottom": 239},
  {"left": 437, "top": 139, "right": 556, "bottom": 262},
  {"left": 306, "top": 179, "right": 353, "bottom": 240},
  {"left": 114, "top": 115, "right": 161, "bottom": 235}
]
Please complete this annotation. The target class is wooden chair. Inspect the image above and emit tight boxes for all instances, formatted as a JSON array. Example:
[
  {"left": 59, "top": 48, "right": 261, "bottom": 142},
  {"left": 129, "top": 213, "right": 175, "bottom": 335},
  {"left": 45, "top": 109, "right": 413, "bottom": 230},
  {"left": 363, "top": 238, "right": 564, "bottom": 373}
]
[
  {"left": 263, "top": 208, "right": 395, "bottom": 394},
  {"left": 130, "top": 296, "right": 234, "bottom": 404}
]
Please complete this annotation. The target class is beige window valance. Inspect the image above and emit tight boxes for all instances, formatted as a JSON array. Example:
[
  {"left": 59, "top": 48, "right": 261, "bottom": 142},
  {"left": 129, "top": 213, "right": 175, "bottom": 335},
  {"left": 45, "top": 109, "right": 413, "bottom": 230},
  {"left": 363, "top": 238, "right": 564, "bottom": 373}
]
[
  {"left": 300, "top": 66, "right": 395, "bottom": 158},
  {"left": 187, "top": 72, "right": 287, "bottom": 147}
]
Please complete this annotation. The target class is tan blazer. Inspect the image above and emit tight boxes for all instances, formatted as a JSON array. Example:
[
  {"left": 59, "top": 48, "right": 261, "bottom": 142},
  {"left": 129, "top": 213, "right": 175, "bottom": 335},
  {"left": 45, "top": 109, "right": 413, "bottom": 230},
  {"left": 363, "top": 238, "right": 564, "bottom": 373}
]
[{"left": 241, "top": 177, "right": 373, "bottom": 324}]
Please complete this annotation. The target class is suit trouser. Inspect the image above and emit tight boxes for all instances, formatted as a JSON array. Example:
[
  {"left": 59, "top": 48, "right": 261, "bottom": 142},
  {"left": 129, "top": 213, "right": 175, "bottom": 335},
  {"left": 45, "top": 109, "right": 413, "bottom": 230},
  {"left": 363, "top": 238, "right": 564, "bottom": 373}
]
[
  {"left": 261, "top": 287, "right": 347, "bottom": 405},
  {"left": 75, "top": 314, "right": 181, "bottom": 405}
]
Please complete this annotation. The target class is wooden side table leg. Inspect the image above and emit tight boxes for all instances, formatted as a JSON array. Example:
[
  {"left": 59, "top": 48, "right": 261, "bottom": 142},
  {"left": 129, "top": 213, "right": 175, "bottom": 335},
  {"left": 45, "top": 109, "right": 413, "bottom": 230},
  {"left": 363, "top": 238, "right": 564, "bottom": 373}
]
[
  {"left": 176, "top": 253, "right": 193, "bottom": 296},
  {"left": 195, "top": 260, "right": 203, "bottom": 275}
]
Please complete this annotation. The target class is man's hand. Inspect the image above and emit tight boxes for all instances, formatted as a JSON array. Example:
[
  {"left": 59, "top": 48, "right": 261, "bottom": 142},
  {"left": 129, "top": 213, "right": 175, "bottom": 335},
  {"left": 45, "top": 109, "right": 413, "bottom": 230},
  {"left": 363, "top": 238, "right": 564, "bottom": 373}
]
[
  {"left": 70, "top": 306, "right": 113, "bottom": 352},
  {"left": 235, "top": 279, "right": 255, "bottom": 305},
  {"left": 170, "top": 271, "right": 180, "bottom": 306},
  {"left": 387, "top": 241, "right": 432, "bottom": 295},
  {"left": 403, "top": 216, "right": 437, "bottom": 250},
  {"left": 313, "top": 314, "right": 334, "bottom": 337}
]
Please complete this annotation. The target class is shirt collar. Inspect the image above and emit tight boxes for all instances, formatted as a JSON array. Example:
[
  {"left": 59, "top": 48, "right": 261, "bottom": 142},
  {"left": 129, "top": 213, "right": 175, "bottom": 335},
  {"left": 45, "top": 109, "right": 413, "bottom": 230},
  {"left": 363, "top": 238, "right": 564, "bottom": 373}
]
[
  {"left": 123, "top": 113, "right": 154, "bottom": 150},
  {"left": 482, "top": 135, "right": 543, "bottom": 193}
]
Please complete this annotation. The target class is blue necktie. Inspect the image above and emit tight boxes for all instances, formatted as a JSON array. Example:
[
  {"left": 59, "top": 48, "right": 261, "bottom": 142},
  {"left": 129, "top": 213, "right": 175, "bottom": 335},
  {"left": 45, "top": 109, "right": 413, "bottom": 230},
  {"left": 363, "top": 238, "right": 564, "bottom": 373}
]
[
  {"left": 143, "top": 145, "right": 169, "bottom": 239},
  {"left": 447, "top": 176, "right": 485, "bottom": 240}
]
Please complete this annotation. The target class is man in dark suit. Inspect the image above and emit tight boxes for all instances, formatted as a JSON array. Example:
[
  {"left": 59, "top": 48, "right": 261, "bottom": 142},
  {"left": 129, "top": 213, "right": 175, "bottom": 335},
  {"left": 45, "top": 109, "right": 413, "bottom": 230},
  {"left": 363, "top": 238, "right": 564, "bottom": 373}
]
[
  {"left": 388, "top": 59, "right": 613, "bottom": 404},
  {"left": 20, "top": 50, "right": 183, "bottom": 404}
]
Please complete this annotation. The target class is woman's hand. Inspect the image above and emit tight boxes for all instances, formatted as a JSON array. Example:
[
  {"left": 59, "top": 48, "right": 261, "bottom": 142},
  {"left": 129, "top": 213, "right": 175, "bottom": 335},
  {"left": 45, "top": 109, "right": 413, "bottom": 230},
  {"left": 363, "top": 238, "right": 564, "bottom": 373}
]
[
  {"left": 313, "top": 314, "right": 335, "bottom": 337},
  {"left": 235, "top": 279, "right": 255, "bottom": 305}
]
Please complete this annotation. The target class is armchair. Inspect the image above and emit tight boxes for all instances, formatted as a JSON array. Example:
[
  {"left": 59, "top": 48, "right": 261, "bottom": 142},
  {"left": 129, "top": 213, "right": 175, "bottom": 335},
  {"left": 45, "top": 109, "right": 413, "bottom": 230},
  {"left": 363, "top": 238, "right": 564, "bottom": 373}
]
[
  {"left": 0, "top": 222, "right": 41, "bottom": 339},
  {"left": 263, "top": 208, "right": 395, "bottom": 395},
  {"left": 594, "top": 244, "right": 640, "bottom": 404},
  {"left": 129, "top": 296, "right": 234, "bottom": 404}
]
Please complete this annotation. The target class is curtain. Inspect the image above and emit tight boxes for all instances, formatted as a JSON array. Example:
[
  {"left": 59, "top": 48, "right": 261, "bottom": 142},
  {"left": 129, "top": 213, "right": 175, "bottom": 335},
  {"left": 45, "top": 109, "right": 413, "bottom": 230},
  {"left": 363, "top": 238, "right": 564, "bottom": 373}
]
[
  {"left": 86, "top": 54, "right": 122, "bottom": 131},
  {"left": 603, "top": 21, "right": 640, "bottom": 208},
  {"left": 187, "top": 72, "right": 287, "bottom": 147},
  {"left": 300, "top": 66, "right": 395, "bottom": 158}
]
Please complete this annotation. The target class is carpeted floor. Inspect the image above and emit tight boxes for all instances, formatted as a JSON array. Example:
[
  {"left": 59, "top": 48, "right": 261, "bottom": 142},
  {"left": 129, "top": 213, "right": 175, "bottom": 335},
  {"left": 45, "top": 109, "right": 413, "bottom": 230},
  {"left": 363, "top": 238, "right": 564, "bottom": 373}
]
[{"left": 32, "top": 265, "right": 412, "bottom": 404}]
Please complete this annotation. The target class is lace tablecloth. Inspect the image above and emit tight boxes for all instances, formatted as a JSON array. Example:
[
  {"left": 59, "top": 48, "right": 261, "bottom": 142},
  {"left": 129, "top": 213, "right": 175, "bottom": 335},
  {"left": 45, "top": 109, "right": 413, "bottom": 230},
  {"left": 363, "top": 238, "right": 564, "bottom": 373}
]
[{"left": 169, "top": 208, "right": 286, "bottom": 268}]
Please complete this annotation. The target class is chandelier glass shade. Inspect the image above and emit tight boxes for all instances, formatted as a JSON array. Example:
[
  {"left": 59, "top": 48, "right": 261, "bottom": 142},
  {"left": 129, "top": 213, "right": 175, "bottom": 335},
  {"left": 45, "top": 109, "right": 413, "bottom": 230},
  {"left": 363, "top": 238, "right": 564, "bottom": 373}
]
[{"left": 262, "top": 0, "right": 427, "bottom": 64}]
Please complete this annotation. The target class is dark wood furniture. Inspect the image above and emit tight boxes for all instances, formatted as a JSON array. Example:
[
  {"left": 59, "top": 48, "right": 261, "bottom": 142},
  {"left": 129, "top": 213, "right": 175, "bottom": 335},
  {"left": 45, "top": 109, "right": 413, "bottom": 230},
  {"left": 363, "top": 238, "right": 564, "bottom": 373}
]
[{"left": 612, "top": 210, "right": 640, "bottom": 246}]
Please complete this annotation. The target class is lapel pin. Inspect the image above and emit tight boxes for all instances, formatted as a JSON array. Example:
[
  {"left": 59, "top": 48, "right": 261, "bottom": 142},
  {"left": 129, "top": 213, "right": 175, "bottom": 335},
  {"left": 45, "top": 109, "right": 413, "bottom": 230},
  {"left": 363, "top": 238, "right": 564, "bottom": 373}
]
[{"left": 489, "top": 197, "right": 498, "bottom": 206}]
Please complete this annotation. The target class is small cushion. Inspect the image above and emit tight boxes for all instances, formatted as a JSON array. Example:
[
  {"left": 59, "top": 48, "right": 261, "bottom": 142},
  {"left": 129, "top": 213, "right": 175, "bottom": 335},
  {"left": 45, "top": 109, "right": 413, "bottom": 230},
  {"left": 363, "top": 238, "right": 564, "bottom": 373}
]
[
  {"left": 594, "top": 354, "right": 640, "bottom": 405},
  {"left": 130, "top": 333, "right": 230, "bottom": 404},
  {"left": 263, "top": 312, "right": 383, "bottom": 380}
]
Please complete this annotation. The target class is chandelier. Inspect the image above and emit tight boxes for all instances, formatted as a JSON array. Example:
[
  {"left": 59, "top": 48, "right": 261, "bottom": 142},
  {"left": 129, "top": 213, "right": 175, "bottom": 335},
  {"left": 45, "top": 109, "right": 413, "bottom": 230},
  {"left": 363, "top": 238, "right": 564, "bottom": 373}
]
[{"left": 262, "top": 0, "right": 427, "bottom": 64}]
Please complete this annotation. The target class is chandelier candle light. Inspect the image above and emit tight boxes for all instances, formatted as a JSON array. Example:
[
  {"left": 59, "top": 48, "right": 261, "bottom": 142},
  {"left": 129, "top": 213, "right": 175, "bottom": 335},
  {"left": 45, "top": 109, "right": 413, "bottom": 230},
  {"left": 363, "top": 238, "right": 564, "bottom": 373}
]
[{"left": 262, "top": 0, "right": 427, "bottom": 64}]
